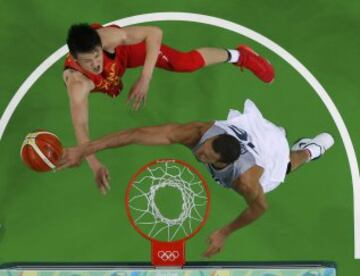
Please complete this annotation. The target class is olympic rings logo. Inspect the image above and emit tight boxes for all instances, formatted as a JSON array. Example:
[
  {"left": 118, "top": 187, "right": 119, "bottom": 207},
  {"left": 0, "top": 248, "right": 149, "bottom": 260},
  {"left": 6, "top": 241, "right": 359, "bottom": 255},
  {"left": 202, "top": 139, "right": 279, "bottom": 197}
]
[{"left": 157, "top": 250, "right": 180, "bottom": 261}]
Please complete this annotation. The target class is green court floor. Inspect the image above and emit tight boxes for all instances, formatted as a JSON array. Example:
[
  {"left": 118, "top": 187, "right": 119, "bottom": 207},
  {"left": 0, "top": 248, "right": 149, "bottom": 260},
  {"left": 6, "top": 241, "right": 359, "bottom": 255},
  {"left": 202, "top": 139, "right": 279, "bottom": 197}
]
[{"left": 1, "top": 0, "right": 360, "bottom": 275}]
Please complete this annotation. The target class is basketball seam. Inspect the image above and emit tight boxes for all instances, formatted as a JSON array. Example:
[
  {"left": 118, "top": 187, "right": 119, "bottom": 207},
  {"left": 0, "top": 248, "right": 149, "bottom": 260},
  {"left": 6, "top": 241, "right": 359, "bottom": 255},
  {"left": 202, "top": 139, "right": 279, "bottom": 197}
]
[
  {"left": 27, "top": 131, "right": 60, "bottom": 139},
  {"left": 26, "top": 136, "right": 56, "bottom": 170}
]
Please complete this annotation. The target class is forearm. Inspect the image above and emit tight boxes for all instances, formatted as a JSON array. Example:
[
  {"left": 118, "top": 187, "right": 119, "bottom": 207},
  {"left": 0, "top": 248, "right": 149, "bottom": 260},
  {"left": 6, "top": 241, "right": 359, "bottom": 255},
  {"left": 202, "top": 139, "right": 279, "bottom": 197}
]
[
  {"left": 72, "top": 121, "right": 101, "bottom": 167},
  {"left": 65, "top": 72, "right": 100, "bottom": 168},
  {"left": 83, "top": 129, "right": 136, "bottom": 157},
  {"left": 220, "top": 205, "right": 266, "bottom": 236},
  {"left": 73, "top": 121, "right": 90, "bottom": 144},
  {"left": 141, "top": 27, "right": 162, "bottom": 79},
  {"left": 70, "top": 97, "right": 100, "bottom": 168},
  {"left": 82, "top": 124, "right": 176, "bottom": 157}
]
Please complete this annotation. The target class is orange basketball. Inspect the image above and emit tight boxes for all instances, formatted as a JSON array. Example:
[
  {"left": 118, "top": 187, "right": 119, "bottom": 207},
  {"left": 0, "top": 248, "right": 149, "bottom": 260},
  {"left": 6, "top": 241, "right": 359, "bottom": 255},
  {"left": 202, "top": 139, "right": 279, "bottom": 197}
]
[{"left": 20, "top": 131, "right": 63, "bottom": 172}]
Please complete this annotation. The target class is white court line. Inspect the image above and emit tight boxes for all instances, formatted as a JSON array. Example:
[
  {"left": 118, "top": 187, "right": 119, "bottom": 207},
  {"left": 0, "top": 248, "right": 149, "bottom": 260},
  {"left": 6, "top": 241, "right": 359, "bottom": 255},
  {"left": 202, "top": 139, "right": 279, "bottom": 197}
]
[{"left": 0, "top": 12, "right": 359, "bottom": 258}]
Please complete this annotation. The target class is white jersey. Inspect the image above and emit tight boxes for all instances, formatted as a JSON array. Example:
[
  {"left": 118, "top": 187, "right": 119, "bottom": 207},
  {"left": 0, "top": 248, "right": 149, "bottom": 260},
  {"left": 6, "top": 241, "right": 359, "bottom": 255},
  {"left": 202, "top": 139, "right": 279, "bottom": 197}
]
[{"left": 193, "top": 99, "right": 290, "bottom": 193}]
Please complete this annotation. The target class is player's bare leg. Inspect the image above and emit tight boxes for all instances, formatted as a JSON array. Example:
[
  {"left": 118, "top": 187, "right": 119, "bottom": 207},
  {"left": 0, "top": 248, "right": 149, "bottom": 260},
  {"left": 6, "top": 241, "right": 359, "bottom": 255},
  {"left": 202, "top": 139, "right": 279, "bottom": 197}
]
[
  {"left": 289, "top": 150, "right": 311, "bottom": 172},
  {"left": 196, "top": 46, "right": 275, "bottom": 83},
  {"left": 196, "top": 48, "right": 228, "bottom": 65}
]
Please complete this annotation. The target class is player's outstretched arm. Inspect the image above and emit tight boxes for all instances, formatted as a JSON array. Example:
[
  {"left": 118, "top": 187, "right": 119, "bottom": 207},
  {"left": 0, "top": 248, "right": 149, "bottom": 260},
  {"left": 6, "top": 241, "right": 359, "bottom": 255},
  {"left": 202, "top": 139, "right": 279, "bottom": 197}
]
[
  {"left": 99, "top": 26, "right": 163, "bottom": 110},
  {"left": 204, "top": 166, "right": 267, "bottom": 257},
  {"left": 58, "top": 122, "right": 212, "bottom": 170},
  {"left": 64, "top": 69, "right": 96, "bottom": 163},
  {"left": 64, "top": 69, "right": 111, "bottom": 194}
]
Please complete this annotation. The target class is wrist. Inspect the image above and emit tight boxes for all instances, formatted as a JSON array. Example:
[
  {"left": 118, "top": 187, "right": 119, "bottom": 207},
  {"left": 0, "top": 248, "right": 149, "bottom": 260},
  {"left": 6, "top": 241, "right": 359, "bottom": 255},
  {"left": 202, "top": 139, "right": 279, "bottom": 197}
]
[
  {"left": 219, "top": 226, "right": 232, "bottom": 237},
  {"left": 86, "top": 156, "right": 101, "bottom": 170},
  {"left": 141, "top": 71, "right": 152, "bottom": 81}
]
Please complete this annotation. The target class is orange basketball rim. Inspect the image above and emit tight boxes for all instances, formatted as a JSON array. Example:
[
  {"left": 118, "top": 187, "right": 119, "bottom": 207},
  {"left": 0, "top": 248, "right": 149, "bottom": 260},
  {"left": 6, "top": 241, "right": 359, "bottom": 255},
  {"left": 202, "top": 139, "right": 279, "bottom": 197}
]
[{"left": 125, "top": 159, "right": 210, "bottom": 267}]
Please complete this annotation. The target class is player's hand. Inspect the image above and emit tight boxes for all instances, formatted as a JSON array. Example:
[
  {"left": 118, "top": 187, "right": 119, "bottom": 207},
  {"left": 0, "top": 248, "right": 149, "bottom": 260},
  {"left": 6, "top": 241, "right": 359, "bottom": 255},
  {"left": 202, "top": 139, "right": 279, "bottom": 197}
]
[
  {"left": 92, "top": 165, "right": 111, "bottom": 195},
  {"left": 57, "top": 146, "right": 86, "bottom": 170},
  {"left": 203, "top": 229, "right": 228, "bottom": 258},
  {"left": 127, "top": 75, "right": 150, "bottom": 111}
]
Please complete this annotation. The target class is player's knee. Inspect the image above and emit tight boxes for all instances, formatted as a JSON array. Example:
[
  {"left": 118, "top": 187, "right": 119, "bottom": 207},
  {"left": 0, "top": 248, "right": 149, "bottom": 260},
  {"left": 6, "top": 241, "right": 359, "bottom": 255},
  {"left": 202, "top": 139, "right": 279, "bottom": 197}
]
[
  {"left": 152, "top": 26, "right": 163, "bottom": 39},
  {"left": 172, "top": 50, "right": 205, "bottom": 72}
]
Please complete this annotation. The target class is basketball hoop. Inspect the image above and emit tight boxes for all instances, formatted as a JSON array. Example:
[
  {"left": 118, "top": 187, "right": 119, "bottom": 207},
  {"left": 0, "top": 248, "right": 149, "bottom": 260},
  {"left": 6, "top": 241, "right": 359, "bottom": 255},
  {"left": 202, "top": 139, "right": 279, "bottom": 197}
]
[{"left": 125, "top": 159, "right": 210, "bottom": 267}]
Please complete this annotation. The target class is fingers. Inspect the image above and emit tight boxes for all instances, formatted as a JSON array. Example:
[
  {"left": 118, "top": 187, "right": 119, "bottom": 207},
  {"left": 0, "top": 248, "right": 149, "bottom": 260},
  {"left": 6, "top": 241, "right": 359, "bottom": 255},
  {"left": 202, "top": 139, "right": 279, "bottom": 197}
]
[
  {"left": 203, "top": 233, "right": 222, "bottom": 258},
  {"left": 127, "top": 88, "right": 136, "bottom": 104},
  {"left": 203, "top": 245, "right": 220, "bottom": 258},
  {"left": 56, "top": 163, "right": 70, "bottom": 171},
  {"left": 56, "top": 156, "right": 80, "bottom": 171},
  {"left": 96, "top": 173, "right": 107, "bottom": 195},
  {"left": 95, "top": 167, "right": 111, "bottom": 195},
  {"left": 102, "top": 168, "right": 111, "bottom": 191},
  {"left": 127, "top": 83, "right": 140, "bottom": 104},
  {"left": 56, "top": 150, "right": 70, "bottom": 171},
  {"left": 132, "top": 94, "right": 145, "bottom": 111},
  {"left": 128, "top": 87, "right": 146, "bottom": 111},
  {"left": 98, "top": 183, "right": 107, "bottom": 195},
  {"left": 55, "top": 148, "right": 84, "bottom": 171},
  {"left": 127, "top": 81, "right": 147, "bottom": 111},
  {"left": 96, "top": 177, "right": 106, "bottom": 195}
]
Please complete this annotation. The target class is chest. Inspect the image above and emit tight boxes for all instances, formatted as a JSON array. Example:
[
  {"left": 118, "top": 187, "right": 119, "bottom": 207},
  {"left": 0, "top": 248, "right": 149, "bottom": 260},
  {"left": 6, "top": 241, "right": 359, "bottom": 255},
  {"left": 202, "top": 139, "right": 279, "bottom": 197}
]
[{"left": 95, "top": 53, "right": 125, "bottom": 82}]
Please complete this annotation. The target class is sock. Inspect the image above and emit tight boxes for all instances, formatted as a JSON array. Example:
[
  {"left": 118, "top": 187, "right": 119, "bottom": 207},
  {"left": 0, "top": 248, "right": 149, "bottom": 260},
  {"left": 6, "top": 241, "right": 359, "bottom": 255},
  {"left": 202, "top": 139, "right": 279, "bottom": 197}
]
[
  {"left": 226, "top": 49, "right": 240, "bottom": 63},
  {"left": 305, "top": 144, "right": 322, "bottom": 161}
]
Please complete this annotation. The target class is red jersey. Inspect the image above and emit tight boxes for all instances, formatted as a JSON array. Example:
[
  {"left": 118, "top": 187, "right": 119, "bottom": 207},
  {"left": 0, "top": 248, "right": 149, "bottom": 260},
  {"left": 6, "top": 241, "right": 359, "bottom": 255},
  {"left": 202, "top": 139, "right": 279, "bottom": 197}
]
[
  {"left": 64, "top": 23, "right": 206, "bottom": 97},
  {"left": 64, "top": 23, "right": 126, "bottom": 98}
]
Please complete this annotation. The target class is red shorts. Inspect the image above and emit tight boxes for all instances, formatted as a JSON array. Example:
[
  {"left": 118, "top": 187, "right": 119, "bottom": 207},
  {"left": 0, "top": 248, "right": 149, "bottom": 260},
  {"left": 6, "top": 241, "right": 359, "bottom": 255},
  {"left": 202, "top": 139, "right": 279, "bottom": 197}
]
[{"left": 122, "top": 42, "right": 205, "bottom": 72}]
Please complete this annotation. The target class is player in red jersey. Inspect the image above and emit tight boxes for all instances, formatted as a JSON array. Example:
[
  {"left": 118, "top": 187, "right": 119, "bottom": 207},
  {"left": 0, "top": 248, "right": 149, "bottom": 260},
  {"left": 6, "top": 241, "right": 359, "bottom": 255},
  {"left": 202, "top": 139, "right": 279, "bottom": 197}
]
[{"left": 63, "top": 23, "right": 275, "bottom": 194}]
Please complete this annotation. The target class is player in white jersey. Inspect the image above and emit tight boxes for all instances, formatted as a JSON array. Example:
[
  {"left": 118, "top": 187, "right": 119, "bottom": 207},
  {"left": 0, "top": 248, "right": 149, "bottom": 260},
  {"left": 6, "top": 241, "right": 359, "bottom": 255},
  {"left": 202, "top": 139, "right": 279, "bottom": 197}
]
[{"left": 58, "top": 99, "right": 334, "bottom": 257}]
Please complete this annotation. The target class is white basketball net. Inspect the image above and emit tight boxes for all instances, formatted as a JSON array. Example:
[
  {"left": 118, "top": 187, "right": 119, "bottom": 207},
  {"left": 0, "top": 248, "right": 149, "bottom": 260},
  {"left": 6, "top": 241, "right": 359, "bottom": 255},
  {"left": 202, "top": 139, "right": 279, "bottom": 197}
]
[{"left": 128, "top": 160, "right": 208, "bottom": 241}]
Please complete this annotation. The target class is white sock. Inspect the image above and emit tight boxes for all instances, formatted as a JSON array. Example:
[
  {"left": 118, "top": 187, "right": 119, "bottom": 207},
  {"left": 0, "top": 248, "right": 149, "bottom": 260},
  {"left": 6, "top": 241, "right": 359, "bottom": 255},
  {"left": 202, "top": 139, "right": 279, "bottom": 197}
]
[
  {"left": 305, "top": 144, "right": 322, "bottom": 161},
  {"left": 226, "top": 49, "right": 240, "bottom": 63}
]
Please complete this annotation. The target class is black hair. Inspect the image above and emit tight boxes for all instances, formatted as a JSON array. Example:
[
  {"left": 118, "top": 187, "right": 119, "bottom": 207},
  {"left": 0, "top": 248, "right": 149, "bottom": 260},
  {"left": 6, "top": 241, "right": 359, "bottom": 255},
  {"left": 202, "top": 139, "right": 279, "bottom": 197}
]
[
  {"left": 212, "top": 134, "right": 241, "bottom": 163},
  {"left": 66, "top": 23, "right": 102, "bottom": 58}
]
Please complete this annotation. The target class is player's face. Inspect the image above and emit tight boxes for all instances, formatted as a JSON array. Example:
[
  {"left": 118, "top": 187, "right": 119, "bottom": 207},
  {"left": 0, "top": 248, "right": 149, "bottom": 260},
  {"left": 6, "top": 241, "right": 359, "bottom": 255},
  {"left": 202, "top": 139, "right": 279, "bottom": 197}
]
[
  {"left": 195, "top": 138, "right": 222, "bottom": 164},
  {"left": 75, "top": 46, "right": 103, "bottom": 74}
]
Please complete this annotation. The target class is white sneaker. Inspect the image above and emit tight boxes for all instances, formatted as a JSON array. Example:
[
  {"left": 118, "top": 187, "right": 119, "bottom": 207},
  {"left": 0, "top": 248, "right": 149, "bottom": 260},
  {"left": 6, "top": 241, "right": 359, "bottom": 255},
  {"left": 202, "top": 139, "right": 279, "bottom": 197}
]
[{"left": 291, "top": 133, "right": 334, "bottom": 161}]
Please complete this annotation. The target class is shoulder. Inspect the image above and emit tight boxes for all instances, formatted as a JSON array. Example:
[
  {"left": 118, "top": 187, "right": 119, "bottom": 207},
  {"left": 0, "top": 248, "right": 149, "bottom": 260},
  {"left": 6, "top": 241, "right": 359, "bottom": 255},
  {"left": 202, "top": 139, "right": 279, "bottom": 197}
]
[
  {"left": 233, "top": 165, "right": 264, "bottom": 193},
  {"left": 169, "top": 122, "right": 214, "bottom": 147},
  {"left": 97, "top": 26, "right": 125, "bottom": 50},
  {"left": 186, "top": 121, "right": 214, "bottom": 137},
  {"left": 239, "top": 165, "right": 264, "bottom": 183},
  {"left": 185, "top": 121, "right": 213, "bottom": 133},
  {"left": 63, "top": 69, "right": 94, "bottom": 95},
  {"left": 63, "top": 68, "right": 91, "bottom": 85}
]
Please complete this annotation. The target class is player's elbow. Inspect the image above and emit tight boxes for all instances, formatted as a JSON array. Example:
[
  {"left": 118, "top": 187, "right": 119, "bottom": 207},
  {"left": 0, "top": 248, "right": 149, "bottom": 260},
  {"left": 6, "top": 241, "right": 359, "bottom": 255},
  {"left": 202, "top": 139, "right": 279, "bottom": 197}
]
[
  {"left": 257, "top": 201, "right": 268, "bottom": 213},
  {"left": 250, "top": 199, "right": 268, "bottom": 215},
  {"left": 130, "top": 128, "right": 145, "bottom": 144},
  {"left": 153, "top": 26, "right": 163, "bottom": 36}
]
